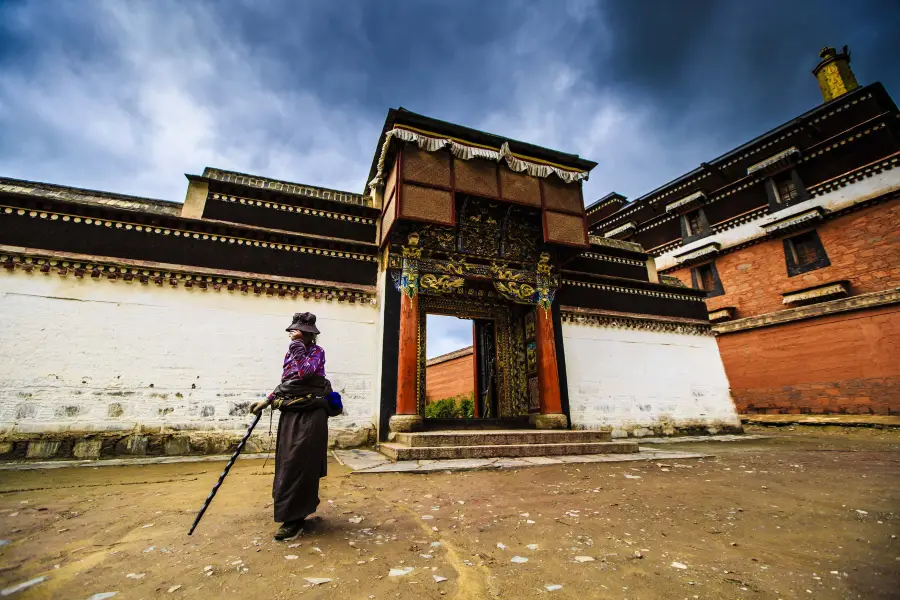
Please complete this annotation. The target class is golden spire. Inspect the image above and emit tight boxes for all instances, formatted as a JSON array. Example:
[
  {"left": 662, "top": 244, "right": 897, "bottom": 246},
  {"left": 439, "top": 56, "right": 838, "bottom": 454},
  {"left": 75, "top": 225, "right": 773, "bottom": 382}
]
[{"left": 813, "top": 45, "right": 859, "bottom": 102}]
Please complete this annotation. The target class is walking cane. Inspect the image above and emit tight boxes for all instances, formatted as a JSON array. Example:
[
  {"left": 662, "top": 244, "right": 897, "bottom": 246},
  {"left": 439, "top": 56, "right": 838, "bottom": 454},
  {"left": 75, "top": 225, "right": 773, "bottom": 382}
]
[{"left": 188, "top": 412, "right": 262, "bottom": 535}]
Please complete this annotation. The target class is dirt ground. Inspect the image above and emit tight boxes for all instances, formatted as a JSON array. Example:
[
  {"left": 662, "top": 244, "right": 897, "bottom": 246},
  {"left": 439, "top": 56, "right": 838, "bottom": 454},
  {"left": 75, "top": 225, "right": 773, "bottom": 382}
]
[{"left": 1, "top": 426, "right": 898, "bottom": 600}]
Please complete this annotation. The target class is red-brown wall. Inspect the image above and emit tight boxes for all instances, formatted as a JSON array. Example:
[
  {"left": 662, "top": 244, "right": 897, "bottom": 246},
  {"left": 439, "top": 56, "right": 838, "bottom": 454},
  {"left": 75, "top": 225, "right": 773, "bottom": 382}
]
[
  {"left": 425, "top": 353, "right": 474, "bottom": 402},
  {"left": 668, "top": 199, "right": 900, "bottom": 319},
  {"left": 717, "top": 305, "right": 900, "bottom": 415}
]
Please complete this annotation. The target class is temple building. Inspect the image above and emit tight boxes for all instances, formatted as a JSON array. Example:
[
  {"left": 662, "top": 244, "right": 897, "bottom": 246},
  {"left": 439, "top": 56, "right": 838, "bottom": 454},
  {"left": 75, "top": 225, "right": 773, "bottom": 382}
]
[
  {"left": 0, "top": 106, "right": 742, "bottom": 460},
  {"left": 590, "top": 47, "right": 899, "bottom": 416}
]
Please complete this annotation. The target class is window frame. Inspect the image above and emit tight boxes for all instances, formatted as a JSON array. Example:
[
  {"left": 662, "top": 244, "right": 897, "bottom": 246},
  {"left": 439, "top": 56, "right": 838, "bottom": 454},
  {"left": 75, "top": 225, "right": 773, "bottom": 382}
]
[
  {"left": 766, "top": 169, "right": 808, "bottom": 212},
  {"left": 782, "top": 229, "right": 830, "bottom": 277},
  {"left": 680, "top": 207, "right": 711, "bottom": 245},
  {"left": 690, "top": 260, "right": 725, "bottom": 298}
]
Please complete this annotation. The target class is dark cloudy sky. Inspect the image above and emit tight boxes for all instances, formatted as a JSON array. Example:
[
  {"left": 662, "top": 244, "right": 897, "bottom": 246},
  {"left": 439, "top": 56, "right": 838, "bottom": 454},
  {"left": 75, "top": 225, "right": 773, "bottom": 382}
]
[
  {"left": 2, "top": 0, "right": 898, "bottom": 205},
  {"left": 1, "top": 0, "right": 897, "bottom": 356}
]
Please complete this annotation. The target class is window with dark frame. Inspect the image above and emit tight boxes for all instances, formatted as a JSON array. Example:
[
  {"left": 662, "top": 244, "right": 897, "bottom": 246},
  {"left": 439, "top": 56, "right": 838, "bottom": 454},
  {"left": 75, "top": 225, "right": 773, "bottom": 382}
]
[
  {"left": 686, "top": 211, "right": 704, "bottom": 236},
  {"left": 690, "top": 261, "right": 724, "bottom": 297},
  {"left": 776, "top": 177, "right": 800, "bottom": 205},
  {"left": 768, "top": 170, "right": 807, "bottom": 211},
  {"left": 783, "top": 230, "right": 830, "bottom": 276},
  {"left": 681, "top": 208, "right": 711, "bottom": 244}
]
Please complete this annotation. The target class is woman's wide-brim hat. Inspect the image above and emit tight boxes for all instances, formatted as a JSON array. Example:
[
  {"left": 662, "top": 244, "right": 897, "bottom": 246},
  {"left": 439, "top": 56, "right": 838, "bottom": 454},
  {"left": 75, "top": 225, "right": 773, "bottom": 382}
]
[{"left": 286, "top": 312, "right": 321, "bottom": 334}]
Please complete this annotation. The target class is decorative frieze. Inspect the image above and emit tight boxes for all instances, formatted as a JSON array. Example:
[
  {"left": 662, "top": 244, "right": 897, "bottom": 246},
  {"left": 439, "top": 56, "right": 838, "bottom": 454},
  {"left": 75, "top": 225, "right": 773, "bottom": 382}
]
[
  {"left": 211, "top": 193, "right": 376, "bottom": 224},
  {"left": 642, "top": 173, "right": 712, "bottom": 210},
  {"left": 601, "top": 221, "right": 637, "bottom": 239},
  {"left": 203, "top": 167, "right": 371, "bottom": 207},
  {"left": 673, "top": 242, "right": 721, "bottom": 266},
  {"left": 0, "top": 205, "right": 378, "bottom": 263},
  {"left": 585, "top": 192, "right": 626, "bottom": 216},
  {"left": 762, "top": 207, "right": 825, "bottom": 235},
  {"left": 782, "top": 281, "right": 849, "bottom": 305},
  {"left": 0, "top": 251, "right": 377, "bottom": 304},
  {"left": 588, "top": 236, "right": 644, "bottom": 253},
  {"left": 648, "top": 239, "right": 681, "bottom": 257},
  {"left": 665, "top": 191, "right": 707, "bottom": 214},
  {"left": 799, "top": 121, "right": 887, "bottom": 166},
  {"left": 711, "top": 206, "right": 768, "bottom": 234},
  {"left": 807, "top": 152, "right": 898, "bottom": 197},
  {"left": 746, "top": 146, "right": 800, "bottom": 176},
  {"left": 562, "top": 279, "right": 705, "bottom": 302},
  {"left": 561, "top": 309, "right": 712, "bottom": 336},
  {"left": 580, "top": 252, "right": 646, "bottom": 267}
]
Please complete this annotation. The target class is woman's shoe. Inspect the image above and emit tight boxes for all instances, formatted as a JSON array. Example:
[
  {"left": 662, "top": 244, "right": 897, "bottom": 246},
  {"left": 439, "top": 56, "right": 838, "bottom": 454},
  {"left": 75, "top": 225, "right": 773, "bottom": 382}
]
[{"left": 274, "top": 520, "right": 303, "bottom": 541}]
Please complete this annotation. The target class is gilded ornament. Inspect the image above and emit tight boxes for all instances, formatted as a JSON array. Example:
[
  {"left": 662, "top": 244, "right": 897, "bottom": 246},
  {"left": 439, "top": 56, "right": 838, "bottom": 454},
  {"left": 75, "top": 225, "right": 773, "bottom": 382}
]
[{"left": 419, "top": 273, "right": 465, "bottom": 293}]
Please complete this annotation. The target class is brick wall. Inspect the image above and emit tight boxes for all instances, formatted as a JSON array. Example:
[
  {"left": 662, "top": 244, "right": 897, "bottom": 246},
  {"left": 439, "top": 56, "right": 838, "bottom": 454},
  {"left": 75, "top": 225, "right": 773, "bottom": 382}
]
[
  {"left": 717, "top": 305, "right": 900, "bottom": 415},
  {"left": 425, "top": 353, "right": 473, "bottom": 402},
  {"left": 668, "top": 197, "right": 900, "bottom": 319}
]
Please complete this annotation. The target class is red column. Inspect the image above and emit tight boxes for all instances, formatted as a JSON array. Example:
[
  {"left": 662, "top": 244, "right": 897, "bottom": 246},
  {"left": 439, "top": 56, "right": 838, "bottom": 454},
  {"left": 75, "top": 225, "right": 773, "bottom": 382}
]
[
  {"left": 395, "top": 290, "right": 419, "bottom": 416},
  {"left": 389, "top": 235, "right": 425, "bottom": 433},
  {"left": 534, "top": 307, "right": 567, "bottom": 429}
]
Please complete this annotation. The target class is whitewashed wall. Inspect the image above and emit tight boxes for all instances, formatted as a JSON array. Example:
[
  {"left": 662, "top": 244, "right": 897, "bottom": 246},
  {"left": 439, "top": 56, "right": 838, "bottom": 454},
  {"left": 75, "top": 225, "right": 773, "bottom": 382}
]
[
  {"left": 562, "top": 321, "right": 741, "bottom": 437},
  {"left": 0, "top": 270, "right": 379, "bottom": 436}
]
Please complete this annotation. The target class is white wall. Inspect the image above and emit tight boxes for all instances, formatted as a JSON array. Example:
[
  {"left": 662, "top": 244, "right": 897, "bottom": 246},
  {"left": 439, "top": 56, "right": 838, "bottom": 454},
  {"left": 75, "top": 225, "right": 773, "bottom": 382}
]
[
  {"left": 0, "top": 270, "right": 379, "bottom": 435},
  {"left": 562, "top": 321, "right": 741, "bottom": 437}
]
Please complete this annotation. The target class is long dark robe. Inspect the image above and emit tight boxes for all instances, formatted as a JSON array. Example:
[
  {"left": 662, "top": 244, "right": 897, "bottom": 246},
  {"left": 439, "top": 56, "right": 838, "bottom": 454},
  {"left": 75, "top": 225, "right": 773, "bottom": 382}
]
[{"left": 271, "top": 376, "right": 334, "bottom": 523}]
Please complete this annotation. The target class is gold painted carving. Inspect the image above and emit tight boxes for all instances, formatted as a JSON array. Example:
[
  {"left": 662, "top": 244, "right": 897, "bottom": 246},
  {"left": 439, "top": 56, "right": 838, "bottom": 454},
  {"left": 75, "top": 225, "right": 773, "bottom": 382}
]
[{"left": 420, "top": 273, "right": 465, "bottom": 293}]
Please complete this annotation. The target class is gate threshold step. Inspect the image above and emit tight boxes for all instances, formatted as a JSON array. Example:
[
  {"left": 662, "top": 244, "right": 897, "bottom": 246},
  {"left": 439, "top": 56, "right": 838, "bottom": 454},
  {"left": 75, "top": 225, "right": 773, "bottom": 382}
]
[
  {"left": 394, "top": 429, "right": 612, "bottom": 447},
  {"left": 379, "top": 440, "right": 638, "bottom": 461}
]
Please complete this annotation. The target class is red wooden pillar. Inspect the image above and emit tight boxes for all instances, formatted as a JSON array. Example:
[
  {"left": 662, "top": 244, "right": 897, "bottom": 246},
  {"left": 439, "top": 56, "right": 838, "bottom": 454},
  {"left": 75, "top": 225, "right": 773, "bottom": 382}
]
[
  {"left": 389, "top": 234, "right": 424, "bottom": 433},
  {"left": 533, "top": 306, "right": 568, "bottom": 429},
  {"left": 395, "top": 290, "right": 419, "bottom": 416}
]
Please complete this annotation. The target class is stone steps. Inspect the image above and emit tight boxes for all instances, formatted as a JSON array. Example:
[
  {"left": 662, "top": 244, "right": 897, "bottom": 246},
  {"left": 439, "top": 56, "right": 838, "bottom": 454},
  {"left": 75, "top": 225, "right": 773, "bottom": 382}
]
[
  {"left": 379, "top": 440, "right": 638, "bottom": 461},
  {"left": 394, "top": 429, "right": 612, "bottom": 447}
]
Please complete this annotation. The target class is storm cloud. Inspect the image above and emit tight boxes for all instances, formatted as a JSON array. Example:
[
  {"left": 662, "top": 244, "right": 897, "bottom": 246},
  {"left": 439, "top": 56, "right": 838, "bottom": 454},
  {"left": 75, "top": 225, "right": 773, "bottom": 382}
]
[{"left": 1, "top": 0, "right": 897, "bottom": 204}]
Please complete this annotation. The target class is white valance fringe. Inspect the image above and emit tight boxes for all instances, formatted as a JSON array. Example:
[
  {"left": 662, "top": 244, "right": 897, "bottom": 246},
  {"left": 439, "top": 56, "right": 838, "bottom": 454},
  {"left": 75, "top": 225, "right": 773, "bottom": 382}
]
[{"left": 368, "top": 128, "right": 588, "bottom": 195}]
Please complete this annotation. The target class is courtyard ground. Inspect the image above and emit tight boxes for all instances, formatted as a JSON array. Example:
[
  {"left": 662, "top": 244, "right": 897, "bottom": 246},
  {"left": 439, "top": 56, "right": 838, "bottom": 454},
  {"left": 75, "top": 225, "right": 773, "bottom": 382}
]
[{"left": 0, "top": 426, "right": 898, "bottom": 600}]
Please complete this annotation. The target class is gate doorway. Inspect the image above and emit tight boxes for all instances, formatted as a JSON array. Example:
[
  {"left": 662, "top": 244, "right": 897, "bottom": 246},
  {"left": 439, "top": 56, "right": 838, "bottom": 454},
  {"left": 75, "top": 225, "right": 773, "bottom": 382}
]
[{"left": 417, "top": 295, "right": 533, "bottom": 427}]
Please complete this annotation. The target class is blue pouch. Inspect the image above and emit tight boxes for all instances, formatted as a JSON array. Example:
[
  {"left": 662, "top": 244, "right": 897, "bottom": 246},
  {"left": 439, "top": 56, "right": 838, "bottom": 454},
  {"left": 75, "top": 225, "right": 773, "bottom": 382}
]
[{"left": 325, "top": 391, "right": 343, "bottom": 416}]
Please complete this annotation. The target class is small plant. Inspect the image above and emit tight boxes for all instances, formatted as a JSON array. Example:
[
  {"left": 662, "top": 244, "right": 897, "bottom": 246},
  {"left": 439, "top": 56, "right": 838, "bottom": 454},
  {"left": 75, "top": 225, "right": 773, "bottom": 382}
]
[
  {"left": 459, "top": 395, "right": 475, "bottom": 418},
  {"left": 425, "top": 392, "right": 476, "bottom": 418}
]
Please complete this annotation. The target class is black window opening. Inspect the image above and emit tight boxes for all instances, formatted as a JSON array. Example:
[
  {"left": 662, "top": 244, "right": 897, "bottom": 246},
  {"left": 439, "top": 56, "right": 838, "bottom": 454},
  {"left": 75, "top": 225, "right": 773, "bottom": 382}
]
[
  {"left": 690, "top": 261, "right": 725, "bottom": 298},
  {"left": 680, "top": 208, "right": 711, "bottom": 244},
  {"left": 777, "top": 178, "right": 800, "bottom": 204},
  {"left": 783, "top": 230, "right": 830, "bottom": 276},
  {"left": 767, "top": 170, "right": 807, "bottom": 211}
]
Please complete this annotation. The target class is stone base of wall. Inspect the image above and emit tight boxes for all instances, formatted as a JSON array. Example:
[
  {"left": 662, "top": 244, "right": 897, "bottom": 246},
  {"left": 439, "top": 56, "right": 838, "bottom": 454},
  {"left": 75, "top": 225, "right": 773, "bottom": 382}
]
[
  {"left": 737, "top": 377, "right": 900, "bottom": 415},
  {"left": 572, "top": 420, "right": 744, "bottom": 439},
  {"left": 0, "top": 426, "right": 375, "bottom": 461}
]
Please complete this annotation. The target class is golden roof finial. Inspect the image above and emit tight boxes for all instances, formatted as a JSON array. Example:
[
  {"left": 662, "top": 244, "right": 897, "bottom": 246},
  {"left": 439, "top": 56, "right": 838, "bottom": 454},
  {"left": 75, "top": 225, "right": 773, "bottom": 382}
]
[{"left": 813, "top": 45, "right": 859, "bottom": 102}]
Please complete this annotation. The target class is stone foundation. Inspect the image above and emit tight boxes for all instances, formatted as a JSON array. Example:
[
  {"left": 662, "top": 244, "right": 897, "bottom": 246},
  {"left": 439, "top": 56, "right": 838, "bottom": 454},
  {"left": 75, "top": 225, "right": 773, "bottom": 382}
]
[
  {"left": 574, "top": 419, "right": 744, "bottom": 439},
  {"left": 0, "top": 425, "right": 375, "bottom": 461}
]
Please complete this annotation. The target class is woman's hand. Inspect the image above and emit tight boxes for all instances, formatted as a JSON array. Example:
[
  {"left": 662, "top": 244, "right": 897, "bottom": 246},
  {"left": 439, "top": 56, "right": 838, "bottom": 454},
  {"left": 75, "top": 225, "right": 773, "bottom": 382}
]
[{"left": 249, "top": 399, "right": 271, "bottom": 415}]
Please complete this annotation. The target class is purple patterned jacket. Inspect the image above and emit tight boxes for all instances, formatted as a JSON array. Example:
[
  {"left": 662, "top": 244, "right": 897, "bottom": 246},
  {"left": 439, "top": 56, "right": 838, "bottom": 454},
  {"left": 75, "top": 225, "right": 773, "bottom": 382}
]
[{"left": 267, "top": 340, "right": 326, "bottom": 401}]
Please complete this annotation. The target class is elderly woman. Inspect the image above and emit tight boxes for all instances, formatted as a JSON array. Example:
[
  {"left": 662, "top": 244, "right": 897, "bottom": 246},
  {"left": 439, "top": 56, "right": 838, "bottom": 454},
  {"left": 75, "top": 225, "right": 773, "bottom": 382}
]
[{"left": 250, "top": 312, "right": 340, "bottom": 541}]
